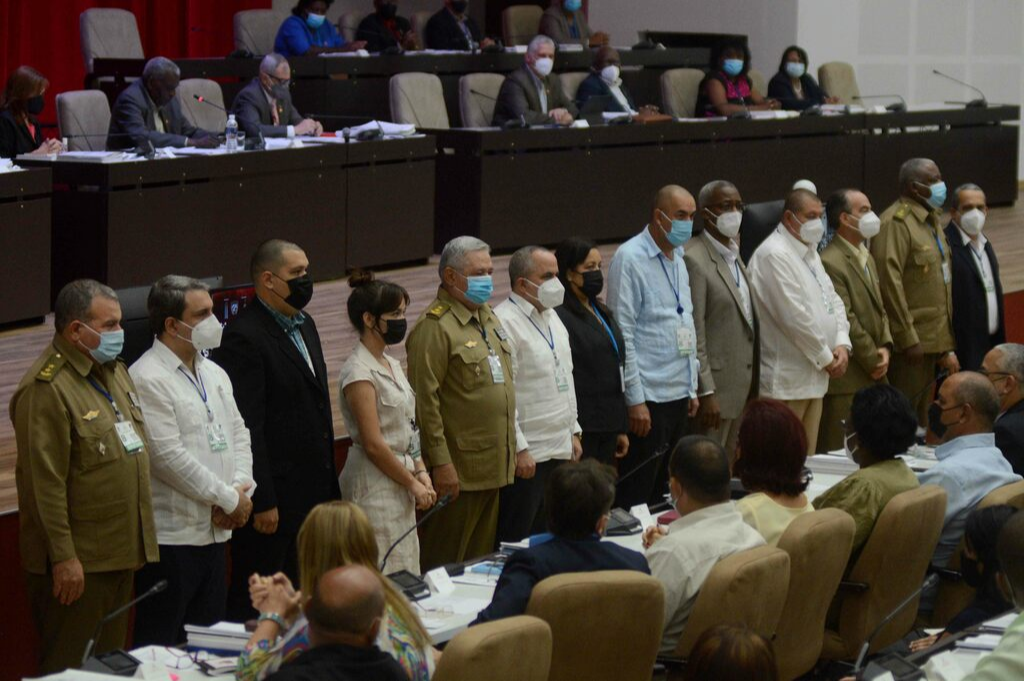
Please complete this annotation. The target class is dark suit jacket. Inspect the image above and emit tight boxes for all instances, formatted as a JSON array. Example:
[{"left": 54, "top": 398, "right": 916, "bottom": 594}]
[
  {"left": 230, "top": 78, "right": 304, "bottom": 139},
  {"left": 492, "top": 65, "right": 579, "bottom": 126},
  {"left": 212, "top": 300, "right": 339, "bottom": 533},
  {"left": 266, "top": 644, "right": 406, "bottom": 681},
  {"left": 0, "top": 110, "right": 43, "bottom": 158},
  {"left": 995, "top": 400, "right": 1024, "bottom": 476},
  {"left": 107, "top": 79, "right": 212, "bottom": 150},
  {"left": 767, "top": 71, "right": 828, "bottom": 111},
  {"left": 424, "top": 8, "right": 482, "bottom": 50},
  {"left": 576, "top": 73, "right": 636, "bottom": 113},
  {"left": 556, "top": 294, "right": 628, "bottom": 434},
  {"left": 944, "top": 221, "right": 1005, "bottom": 370},
  {"left": 356, "top": 13, "right": 413, "bottom": 53},
  {"left": 471, "top": 535, "right": 649, "bottom": 624}
]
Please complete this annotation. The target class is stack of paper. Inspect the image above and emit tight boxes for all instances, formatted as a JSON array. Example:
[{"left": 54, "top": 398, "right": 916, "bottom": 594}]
[
  {"left": 807, "top": 452, "right": 859, "bottom": 477},
  {"left": 348, "top": 121, "right": 417, "bottom": 137},
  {"left": 956, "top": 633, "right": 1002, "bottom": 651},
  {"left": 184, "top": 621, "right": 250, "bottom": 652}
]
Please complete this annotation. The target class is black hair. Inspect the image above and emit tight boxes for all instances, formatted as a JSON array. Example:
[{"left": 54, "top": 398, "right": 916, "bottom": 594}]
[
  {"left": 711, "top": 39, "right": 751, "bottom": 76},
  {"left": 545, "top": 459, "right": 617, "bottom": 540},
  {"left": 292, "top": 0, "right": 334, "bottom": 17},
  {"left": 825, "top": 188, "right": 855, "bottom": 232},
  {"left": 346, "top": 269, "right": 410, "bottom": 333},
  {"left": 555, "top": 236, "right": 597, "bottom": 285},
  {"left": 777, "top": 45, "right": 809, "bottom": 73},
  {"left": 966, "top": 505, "right": 1018, "bottom": 577},
  {"left": 850, "top": 384, "right": 918, "bottom": 460},
  {"left": 668, "top": 435, "right": 731, "bottom": 505}
]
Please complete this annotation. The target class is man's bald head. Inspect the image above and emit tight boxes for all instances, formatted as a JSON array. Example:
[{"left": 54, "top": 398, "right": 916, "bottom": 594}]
[
  {"left": 654, "top": 185, "right": 694, "bottom": 213},
  {"left": 305, "top": 565, "right": 385, "bottom": 646},
  {"left": 947, "top": 371, "right": 1001, "bottom": 430}
]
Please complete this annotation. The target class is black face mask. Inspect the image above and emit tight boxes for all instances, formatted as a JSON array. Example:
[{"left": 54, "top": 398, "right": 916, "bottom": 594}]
[
  {"left": 377, "top": 318, "right": 407, "bottom": 345},
  {"left": 379, "top": 3, "right": 398, "bottom": 19},
  {"left": 273, "top": 273, "right": 314, "bottom": 310},
  {"left": 450, "top": 0, "right": 468, "bottom": 13},
  {"left": 26, "top": 95, "right": 44, "bottom": 116},
  {"left": 579, "top": 270, "right": 604, "bottom": 298},
  {"left": 928, "top": 402, "right": 950, "bottom": 440},
  {"left": 961, "top": 552, "right": 983, "bottom": 589}
]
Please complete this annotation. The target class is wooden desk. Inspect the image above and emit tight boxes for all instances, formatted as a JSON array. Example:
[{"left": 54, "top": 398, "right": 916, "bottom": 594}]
[{"left": 0, "top": 168, "right": 51, "bottom": 326}]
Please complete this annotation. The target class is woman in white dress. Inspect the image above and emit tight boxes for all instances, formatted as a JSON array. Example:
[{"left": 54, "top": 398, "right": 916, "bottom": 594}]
[{"left": 339, "top": 271, "right": 436, "bottom": 574}]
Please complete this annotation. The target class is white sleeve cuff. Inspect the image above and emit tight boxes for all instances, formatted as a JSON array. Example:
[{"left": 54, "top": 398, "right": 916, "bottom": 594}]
[{"left": 287, "top": 125, "right": 295, "bottom": 138}]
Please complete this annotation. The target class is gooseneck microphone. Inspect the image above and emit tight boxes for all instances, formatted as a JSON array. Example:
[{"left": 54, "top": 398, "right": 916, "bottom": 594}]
[
  {"left": 82, "top": 579, "right": 168, "bottom": 665},
  {"left": 469, "top": 89, "right": 528, "bottom": 129},
  {"left": 194, "top": 94, "right": 265, "bottom": 149},
  {"left": 932, "top": 69, "right": 988, "bottom": 108},
  {"left": 851, "top": 573, "right": 940, "bottom": 676},
  {"left": 615, "top": 444, "right": 670, "bottom": 487},
  {"left": 380, "top": 494, "right": 452, "bottom": 573}
]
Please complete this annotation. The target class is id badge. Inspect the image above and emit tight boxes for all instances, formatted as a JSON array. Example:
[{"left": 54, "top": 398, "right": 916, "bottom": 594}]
[
  {"left": 676, "top": 326, "right": 696, "bottom": 357},
  {"left": 942, "top": 262, "right": 951, "bottom": 284},
  {"left": 206, "top": 422, "right": 229, "bottom": 452},
  {"left": 115, "top": 421, "right": 145, "bottom": 454},
  {"left": 487, "top": 353, "right": 505, "bottom": 384},
  {"left": 555, "top": 370, "right": 571, "bottom": 393},
  {"left": 619, "top": 366, "right": 626, "bottom": 394}
]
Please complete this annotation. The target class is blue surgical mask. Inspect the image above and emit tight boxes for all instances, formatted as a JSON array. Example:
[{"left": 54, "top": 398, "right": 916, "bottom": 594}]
[
  {"left": 723, "top": 59, "right": 744, "bottom": 77},
  {"left": 785, "top": 62, "right": 805, "bottom": 79},
  {"left": 462, "top": 273, "right": 493, "bottom": 305},
  {"left": 923, "top": 180, "right": 947, "bottom": 210},
  {"left": 306, "top": 12, "right": 326, "bottom": 29},
  {"left": 658, "top": 210, "right": 693, "bottom": 247},
  {"left": 80, "top": 323, "right": 125, "bottom": 364},
  {"left": 564, "top": 0, "right": 582, "bottom": 11}
]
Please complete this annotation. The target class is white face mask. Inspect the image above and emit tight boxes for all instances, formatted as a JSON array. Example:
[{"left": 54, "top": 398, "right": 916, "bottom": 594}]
[
  {"left": 851, "top": 210, "right": 881, "bottom": 239},
  {"left": 959, "top": 208, "right": 986, "bottom": 236},
  {"left": 795, "top": 214, "right": 825, "bottom": 246},
  {"left": 714, "top": 210, "right": 743, "bottom": 239},
  {"left": 600, "top": 65, "right": 620, "bottom": 83},
  {"left": 533, "top": 57, "right": 554, "bottom": 77},
  {"left": 843, "top": 431, "right": 859, "bottom": 465},
  {"left": 527, "top": 277, "right": 565, "bottom": 309},
  {"left": 178, "top": 314, "right": 223, "bottom": 352}
]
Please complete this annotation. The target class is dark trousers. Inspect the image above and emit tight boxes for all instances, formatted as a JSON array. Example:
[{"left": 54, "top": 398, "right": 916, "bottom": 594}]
[
  {"left": 225, "top": 524, "right": 299, "bottom": 621},
  {"left": 495, "top": 459, "right": 564, "bottom": 545},
  {"left": 133, "top": 543, "right": 228, "bottom": 647},
  {"left": 618, "top": 398, "right": 689, "bottom": 508},
  {"left": 581, "top": 431, "right": 619, "bottom": 465}
]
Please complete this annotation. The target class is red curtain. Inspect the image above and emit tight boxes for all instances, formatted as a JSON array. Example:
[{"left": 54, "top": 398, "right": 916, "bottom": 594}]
[{"left": 0, "top": 0, "right": 271, "bottom": 128}]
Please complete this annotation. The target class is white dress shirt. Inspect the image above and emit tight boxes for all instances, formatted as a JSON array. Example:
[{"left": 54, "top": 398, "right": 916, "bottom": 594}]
[
  {"left": 704, "top": 231, "right": 753, "bottom": 325},
  {"left": 130, "top": 340, "right": 254, "bottom": 545},
  {"left": 494, "top": 293, "right": 582, "bottom": 463},
  {"left": 645, "top": 501, "right": 766, "bottom": 654},
  {"left": 749, "top": 225, "right": 852, "bottom": 400},
  {"left": 958, "top": 226, "right": 999, "bottom": 335},
  {"left": 603, "top": 76, "right": 638, "bottom": 115}
]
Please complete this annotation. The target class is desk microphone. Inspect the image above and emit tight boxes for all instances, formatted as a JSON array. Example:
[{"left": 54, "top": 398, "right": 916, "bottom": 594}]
[
  {"left": 380, "top": 494, "right": 452, "bottom": 573},
  {"left": 577, "top": 93, "right": 634, "bottom": 124},
  {"left": 194, "top": 94, "right": 265, "bottom": 149},
  {"left": 82, "top": 579, "right": 168, "bottom": 666},
  {"left": 852, "top": 573, "right": 940, "bottom": 676},
  {"left": 615, "top": 443, "right": 670, "bottom": 488},
  {"left": 61, "top": 132, "right": 157, "bottom": 158},
  {"left": 302, "top": 114, "right": 388, "bottom": 140},
  {"left": 911, "top": 369, "right": 949, "bottom": 406},
  {"left": 469, "top": 89, "right": 528, "bottom": 129},
  {"left": 932, "top": 69, "right": 988, "bottom": 108},
  {"left": 854, "top": 94, "right": 907, "bottom": 113},
  {"left": 729, "top": 96, "right": 752, "bottom": 120}
]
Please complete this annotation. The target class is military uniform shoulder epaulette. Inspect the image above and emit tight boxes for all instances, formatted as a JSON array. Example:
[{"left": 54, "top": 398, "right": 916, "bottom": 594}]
[
  {"left": 426, "top": 302, "right": 451, "bottom": 319},
  {"left": 35, "top": 353, "right": 68, "bottom": 383},
  {"left": 893, "top": 203, "right": 910, "bottom": 221}
]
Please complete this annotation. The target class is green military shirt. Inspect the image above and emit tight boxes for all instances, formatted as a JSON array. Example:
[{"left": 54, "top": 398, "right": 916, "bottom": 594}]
[
  {"left": 871, "top": 198, "right": 955, "bottom": 354},
  {"left": 406, "top": 288, "right": 517, "bottom": 491},
  {"left": 11, "top": 334, "right": 158, "bottom": 574}
]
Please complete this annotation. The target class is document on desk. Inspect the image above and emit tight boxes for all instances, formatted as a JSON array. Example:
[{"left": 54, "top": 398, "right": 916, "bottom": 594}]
[
  {"left": 173, "top": 147, "right": 228, "bottom": 156},
  {"left": 956, "top": 633, "right": 1002, "bottom": 651},
  {"left": 983, "top": 611, "right": 1019, "bottom": 633}
]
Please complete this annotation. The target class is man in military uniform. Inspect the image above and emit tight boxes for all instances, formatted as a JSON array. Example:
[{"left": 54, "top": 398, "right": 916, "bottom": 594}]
[
  {"left": 11, "top": 280, "right": 158, "bottom": 673},
  {"left": 406, "top": 236, "right": 517, "bottom": 572},
  {"left": 872, "top": 158, "right": 960, "bottom": 424}
]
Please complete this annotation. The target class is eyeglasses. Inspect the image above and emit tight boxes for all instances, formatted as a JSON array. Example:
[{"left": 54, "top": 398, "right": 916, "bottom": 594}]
[
  {"left": 710, "top": 201, "right": 746, "bottom": 213},
  {"left": 267, "top": 74, "right": 291, "bottom": 88},
  {"left": 979, "top": 369, "right": 1014, "bottom": 382},
  {"left": 156, "top": 648, "right": 209, "bottom": 670}
]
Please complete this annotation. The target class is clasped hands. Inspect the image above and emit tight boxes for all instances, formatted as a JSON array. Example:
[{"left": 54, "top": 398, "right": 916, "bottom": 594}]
[{"left": 211, "top": 483, "right": 254, "bottom": 530}]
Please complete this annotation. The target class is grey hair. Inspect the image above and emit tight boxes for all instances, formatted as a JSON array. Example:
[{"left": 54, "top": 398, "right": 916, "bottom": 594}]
[
  {"left": 147, "top": 275, "right": 211, "bottom": 337},
  {"left": 953, "top": 183, "right": 984, "bottom": 210},
  {"left": 527, "top": 35, "right": 555, "bottom": 55},
  {"left": 898, "top": 158, "right": 936, "bottom": 188},
  {"left": 54, "top": 279, "right": 118, "bottom": 333},
  {"left": 142, "top": 56, "right": 181, "bottom": 82},
  {"left": 953, "top": 372, "right": 1001, "bottom": 427},
  {"left": 993, "top": 344, "right": 1024, "bottom": 383},
  {"left": 260, "top": 53, "right": 289, "bottom": 76},
  {"left": 438, "top": 236, "right": 490, "bottom": 278},
  {"left": 697, "top": 180, "right": 736, "bottom": 211},
  {"left": 508, "top": 246, "right": 546, "bottom": 286}
]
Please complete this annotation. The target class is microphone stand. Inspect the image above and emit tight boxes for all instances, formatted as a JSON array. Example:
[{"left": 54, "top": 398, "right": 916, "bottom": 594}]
[{"left": 380, "top": 494, "right": 452, "bottom": 573}]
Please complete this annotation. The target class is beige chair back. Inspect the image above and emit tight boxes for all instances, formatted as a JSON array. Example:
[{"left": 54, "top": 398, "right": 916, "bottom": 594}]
[
  {"left": 176, "top": 79, "right": 227, "bottom": 134},
  {"left": 821, "top": 485, "right": 947, "bottom": 661},
  {"left": 932, "top": 480, "right": 1024, "bottom": 627},
  {"left": 675, "top": 545, "right": 790, "bottom": 657},
  {"left": 559, "top": 71, "right": 589, "bottom": 104},
  {"left": 433, "top": 615, "right": 552, "bottom": 681},
  {"left": 818, "top": 62, "right": 860, "bottom": 105},
  {"left": 775, "top": 509, "right": 856, "bottom": 681},
  {"left": 80, "top": 8, "right": 145, "bottom": 75},
  {"left": 459, "top": 73, "right": 505, "bottom": 127},
  {"left": 503, "top": 5, "right": 543, "bottom": 47},
  {"left": 390, "top": 73, "right": 450, "bottom": 129},
  {"left": 526, "top": 570, "right": 664, "bottom": 681},
  {"left": 748, "top": 68, "right": 767, "bottom": 97},
  {"left": 56, "top": 91, "right": 112, "bottom": 151},
  {"left": 338, "top": 12, "right": 361, "bottom": 43},
  {"left": 660, "top": 68, "right": 704, "bottom": 118},
  {"left": 410, "top": 10, "right": 432, "bottom": 47},
  {"left": 234, "top": 10, "right": 285, "bottom": 55}
]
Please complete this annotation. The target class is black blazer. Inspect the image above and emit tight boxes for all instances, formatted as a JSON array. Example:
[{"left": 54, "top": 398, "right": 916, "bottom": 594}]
[
  {"left": 767, "top": 71, "right": 828, "bottom": 110},
  {"left": 424, "top": 8, "right": 482, "bottom": 50},
  {"left": 212, "top": 300, "right": 339, "bottom": 532},
  {"left": 471, "top": 535, "right": 649, "bottom": 624},
  {"left": 0, "top": 110, "right": 43, "bottom": 158},
  {"left": 230, "top": 78, "right": 304, "bottom": 138},
  {"left": 356, "top": 13, "right": 413, "bottom": 53},
  {"left": 995, "top": 400, "right": 1024, "bottom": 477},
  {"left": 555, "top": 293, "right": 628, "bottom": 434},
  {"left": 944, "top": 222, "right": 1005, "bottom": 371},
  {"left": 108, "top": 79, "right": 212, "bottom": 150},
  {"left": 575, "top": 73, "right": 636, "bottom": 113}
]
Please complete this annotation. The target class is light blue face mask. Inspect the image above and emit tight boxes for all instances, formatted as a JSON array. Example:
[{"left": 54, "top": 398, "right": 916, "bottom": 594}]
[
  {"left": 922, "top": 180, "right": 947, "bottom": 210},
  {"left": 658, "top": 210, "right": 693, "bottom": 247},
  {"left": 723, "top": 58, "right": 744, "bottom": 77},
  {"left": 564, "top": 0, "right": 582, "bottom": 11},
  {"left": 80, "top": 323, "right": 125, "bottom": 364},
  {"left": 785, "top": 62, "right": 805, "bottom": 79},
  {"left": 462, "top": 273, "right": 493, "bottom": 305},
  {"left": 306, "top": 12, "right": 326, "bottom": 29}
]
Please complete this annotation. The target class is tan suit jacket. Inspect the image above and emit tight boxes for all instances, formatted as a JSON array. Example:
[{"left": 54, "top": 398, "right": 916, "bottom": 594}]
[{"left": 685, "top": 232, "right": 760, "bottom": 419}]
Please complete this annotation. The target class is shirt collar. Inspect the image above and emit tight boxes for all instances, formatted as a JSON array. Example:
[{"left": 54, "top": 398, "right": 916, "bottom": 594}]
[
  {"left": 508, "top": 291, "right": 547, "bottom": 322},
  {"left": 777, "top": 223, "right": 816, "bottom": 260},
  {"left": 53, "top": 333, "right": 96, "bottom": 377},
  {"left": 353, "top": 341, "right": 394, "bottom": 378},
  {"left": 526, "top": 65, "right": 546, "bottom": 90},
  {"left": 262, "top": 82, "right": 275, "bottom": 106},
  {"left": 437, "top": 287, "right": 492, "bottom": 328},
  {"left": 903, "top": 198, "right": 934, "bottom": 223},
  {"left": 955, "top": 223, "right": 988, "bottom": 251},
  {"left": 703, "top": 230, "right": 739, "bottom": 263},
  {"left": 152, "top": 337, "right": 204, "bottom": 372},
  {"left": 258, "top": 297, "right": 307, "bottom": 333},
  {"left": 640, "top": 225, "right": 679, "bottom": 260},
  {"left": 667, "top": 501, "right": 737, "bottom": 533},
  {"left": 935, "top": 432, "right": 998, "bottom": 460}
]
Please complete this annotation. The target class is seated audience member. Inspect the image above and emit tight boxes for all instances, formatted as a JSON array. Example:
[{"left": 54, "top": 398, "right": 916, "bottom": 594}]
[
  {"left": 265, "top": 565, "right": 407, "bottom": 681},
  {"left": 108, "top": 57, "right": 217, "bottom": 150},
  {"left": 734, "top": 399, "right": 814, "bottom": 546},
  {"left": 425, "top": 0, "right": 493, "bottom": 51},
  {"left": 767, "top": 45, "right": 838, "bottom": 111},
  {"left": 683, "top": 624, "right": 779, "bottom": 681},
  {"left": 236, "top": 501, "right": 436, "bottom": 681},
  {"left": 274, "top": 0, "right": 367, "bottom": 57},
  {"left": 695, "top": 39, "right": 779, "bottom": 117},
  {"left": 231, "top": 54, "right": 323, "bottom": 140},
  {"left": 576, "top": 47, "right": 637, "bottom": 114},
  {"left": 357, "top": 0, "right": 420, "bottom": 53},
  {"left": 813, "top": 384, "right": 919, "bottom": 561},
  {"left": 0, "top": 66, "right": 62, "bottom": 158},
  {"left": 984, "top": 344, "right": 1024, "bottom": 475},
  {"left": 643, "top": 436, "right": 765, "bottom": 654},
  {"left": 471, "top": 459, "right": 649, "bottom": 624},
  {"left": 492, "top": 35, "right": 578, "bottom": 127},
  {"left": 539, "top": 0, "right": 608, "bottom": 47}
]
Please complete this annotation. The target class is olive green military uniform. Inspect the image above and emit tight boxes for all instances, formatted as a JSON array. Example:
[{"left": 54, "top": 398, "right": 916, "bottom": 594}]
[
  {"left": 11, "top": 334, "right": 158, "bottom": 674},
  {"left": 406, "top": 288, "right": 517, "bottom": 572},
  {"left": 871, "top": 198, "right": 955, "bottom": 423}
]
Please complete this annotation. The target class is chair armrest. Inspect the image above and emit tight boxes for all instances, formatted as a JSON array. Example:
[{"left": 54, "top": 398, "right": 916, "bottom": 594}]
[
  {"left": 838, "top": 580, "right": 870, "bottom": 593},
  {"left": 927, "top": 565, "right": 963, "bottom": 582}
]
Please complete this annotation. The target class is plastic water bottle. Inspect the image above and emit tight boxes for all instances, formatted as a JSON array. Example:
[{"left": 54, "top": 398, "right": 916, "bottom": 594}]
[{"left": 226, "top": 114, "right": 238, "bottom": 153}]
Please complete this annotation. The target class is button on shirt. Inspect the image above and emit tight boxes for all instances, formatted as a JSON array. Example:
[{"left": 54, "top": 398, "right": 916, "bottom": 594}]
[
  {"left": 959, "top": 227, "right": 999, "bottom": 335},
  {"left": 704, "top": 232, "right": 753, "bottom": 324},
  {"left": 494, "top": 293, "right": 582, "bottom": 463},
  {"left": 608, "top": 227, "right": 699, "bottom": 406},
  {"left": 749, "top": 225, "right": 851, "bottom": 400},
  {"left": 129, "top": 340, "right": 254, "bottom": 545}
]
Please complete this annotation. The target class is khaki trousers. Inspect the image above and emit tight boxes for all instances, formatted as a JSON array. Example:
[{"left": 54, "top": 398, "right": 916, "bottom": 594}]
[
  {"left": 819, "top": 393, "right": 855, "bottom": 454},
  {"left": 780, "top": 398, "right": 824, "bottom": 456},
  {"left": 890, "top": 352, "right": 943, "bottom": 426},
  {"left": 419, "top": 488, "right": 499, "bottom": 573}
]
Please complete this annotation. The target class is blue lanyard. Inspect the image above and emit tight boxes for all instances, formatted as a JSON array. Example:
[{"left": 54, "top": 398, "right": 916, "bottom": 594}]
[
  {"left": 591, "top": 304, "right": 620, "bottom": 360},
  {"left": 658, "top": 254, "right": 685, "bottom": 315},
  {"left": 511, "top": 299, "right": 554, "bottom": 350},
  {"left": 86, "top": 376, "right": 123, "bottom": 421},
  {"left": 178, "top": 365, "right": 213, "bottom": 419},
  {"left": 933, "top": 229, "right": 945, "bottom": 259}
]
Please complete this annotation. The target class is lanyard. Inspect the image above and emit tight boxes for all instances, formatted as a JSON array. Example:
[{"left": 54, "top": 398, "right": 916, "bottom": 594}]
[
  {"left": 731, "top": 259, "right": 741, "bottom": 287},
  {"left": 471, "top": 317, "right": 495, "bottom": 354},
  {"left": 969, "top": 244, "right": 993, "bottom": 281},
  {"left": 591, "top": 304, "right": 620, "bottom": 360},
  {"left": 86, "top": 376, "right": 124, "bottom": 421},
  {"left": 510, "top": 299, "right": 554, "bottom": 351},
  {"left": 658, "top": 254, "right": 685, "bottom": 315},
  {"left": 178, "top": 365, "right": 213, "bottom": 420},
  {"left": 933, "top": 229, "right": 945, "bottom": 259}
]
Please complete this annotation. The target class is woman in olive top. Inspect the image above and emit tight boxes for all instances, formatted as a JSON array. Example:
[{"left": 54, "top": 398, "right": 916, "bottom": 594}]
[
  {"left": 0, "top": 66, "right": 62, "bottom": 158},
  {"left": 814, "top": 384, "right": 919, "bottom": 561}
]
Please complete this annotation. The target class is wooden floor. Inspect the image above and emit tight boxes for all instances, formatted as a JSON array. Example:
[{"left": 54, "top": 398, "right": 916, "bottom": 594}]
[{"left": 2, "top": 195, "right": 1023, "bottom": 514}]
